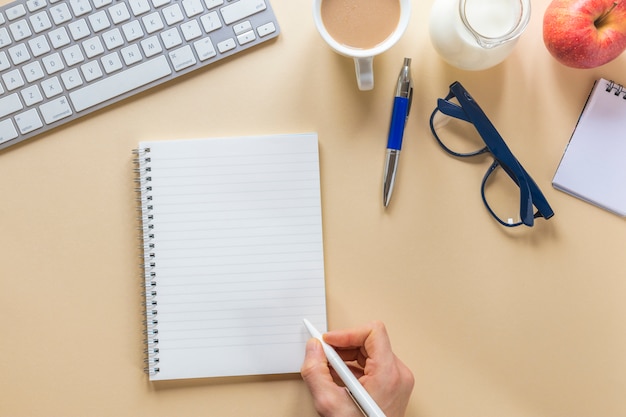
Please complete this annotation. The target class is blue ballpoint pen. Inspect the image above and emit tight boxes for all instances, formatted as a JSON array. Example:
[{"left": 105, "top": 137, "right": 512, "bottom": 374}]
[{"left": 383, "top": 58, "right": 413, "bottom": 207}]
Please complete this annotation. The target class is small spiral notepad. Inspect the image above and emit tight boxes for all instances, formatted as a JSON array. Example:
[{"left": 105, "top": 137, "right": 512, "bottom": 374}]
[
  {"left": 553, "top": 78, "right": 626, "bottom": 216},
  {"left": 134, "top": 133, "right": 327, "bottom": 381}
]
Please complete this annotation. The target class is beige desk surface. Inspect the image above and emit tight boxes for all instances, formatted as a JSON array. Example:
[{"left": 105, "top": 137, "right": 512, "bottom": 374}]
[{"left": 2, "top": 0, "right": 626, "bottom": 416}]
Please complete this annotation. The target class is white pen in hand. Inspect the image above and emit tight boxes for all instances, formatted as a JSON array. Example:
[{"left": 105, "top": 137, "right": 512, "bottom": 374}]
[{"left": 303, "top": 319, "right": 387, "bottom": 417}]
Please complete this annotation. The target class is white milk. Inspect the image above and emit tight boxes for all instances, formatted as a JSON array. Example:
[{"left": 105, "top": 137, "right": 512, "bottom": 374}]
[{"left": 429, "top": 0, "right": 529, "bottom": 70}]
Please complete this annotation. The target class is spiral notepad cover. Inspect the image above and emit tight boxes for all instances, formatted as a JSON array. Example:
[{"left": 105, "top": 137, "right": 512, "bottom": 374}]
[
  {"left": 133, "top": 134, "right": 327, "bottom": 381},
  {"left": 553, "top": 78, "right": 626, "bottom": 216}
]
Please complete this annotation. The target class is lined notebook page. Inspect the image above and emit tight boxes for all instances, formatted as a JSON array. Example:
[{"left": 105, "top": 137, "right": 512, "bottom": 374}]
[
  {"left": 552, "top": 78, "right": 626, "bottom": 216},
  {"left": 139, "top": 133, "right": 327, "bottom": 381}
]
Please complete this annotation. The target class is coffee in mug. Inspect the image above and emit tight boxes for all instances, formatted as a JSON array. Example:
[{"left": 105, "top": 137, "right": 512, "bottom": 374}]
[
  {"left": 313, "top": 0, "right": 411, "bottom": 90},
  {"left": 320, "top": 0, "right": 401, "bottom": 50}
]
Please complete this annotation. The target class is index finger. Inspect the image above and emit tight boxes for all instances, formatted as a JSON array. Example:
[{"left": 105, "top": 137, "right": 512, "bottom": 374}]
[{"left": 323, "top": 321, "right": 393, "bottom": 361}]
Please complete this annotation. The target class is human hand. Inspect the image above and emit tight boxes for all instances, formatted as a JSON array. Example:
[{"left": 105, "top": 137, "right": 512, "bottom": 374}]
[{"left": 301, "top": 321, "right": 414, "bottom": 417}]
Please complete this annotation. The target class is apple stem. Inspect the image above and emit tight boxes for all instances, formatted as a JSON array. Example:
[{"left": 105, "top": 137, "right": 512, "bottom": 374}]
[{"left": 595, "top": 1, "right": 620, "bottom": 26}]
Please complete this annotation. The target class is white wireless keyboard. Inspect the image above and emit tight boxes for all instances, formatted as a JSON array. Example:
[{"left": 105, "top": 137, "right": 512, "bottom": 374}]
[{"left": 0, "top": 0, "right": 279, "bottom": 150}]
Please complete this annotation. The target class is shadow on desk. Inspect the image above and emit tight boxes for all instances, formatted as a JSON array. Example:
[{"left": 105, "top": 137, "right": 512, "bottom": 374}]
[{"left": 148, "top": 372, "right": 302, "bottom": 391}]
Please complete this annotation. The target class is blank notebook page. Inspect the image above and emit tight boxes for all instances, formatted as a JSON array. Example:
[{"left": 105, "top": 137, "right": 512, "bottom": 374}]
[
  {"left": 137, "top": 133, "right": 327, "bottom": 381},
  {"left": 552, "top": 78, "right": 626, "bottom": 216}
]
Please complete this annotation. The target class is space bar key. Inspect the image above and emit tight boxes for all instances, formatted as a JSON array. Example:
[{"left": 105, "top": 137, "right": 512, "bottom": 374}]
[{"left": 69, "top": 56, "right": 172, "bottom": 112}]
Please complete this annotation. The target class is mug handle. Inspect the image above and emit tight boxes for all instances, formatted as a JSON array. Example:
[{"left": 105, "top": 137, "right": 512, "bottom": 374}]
[{"left": 354, "top": 57, "right": 374, "bottom": 91}]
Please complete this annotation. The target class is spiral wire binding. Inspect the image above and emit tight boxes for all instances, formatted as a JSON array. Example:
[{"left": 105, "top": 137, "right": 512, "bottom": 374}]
[
  {"left": 605, "top": 80, "right": 626, "bottom": 99},
  {"left": 133, "top": 147, "right": 160, "bottom": 377}
]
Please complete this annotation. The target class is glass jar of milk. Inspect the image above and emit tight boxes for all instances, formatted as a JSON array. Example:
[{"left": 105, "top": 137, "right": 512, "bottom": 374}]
[{"left": 429, "top": 0, "right": 531, "bottom": 70}]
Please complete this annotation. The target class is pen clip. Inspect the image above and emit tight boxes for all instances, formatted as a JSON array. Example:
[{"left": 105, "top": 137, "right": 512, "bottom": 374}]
[
  {"left": 406, "top": 82, "right": 413, "bottom": 118},
  {"left": 397, "top": 58, "right": 413, "bottom": 119}
]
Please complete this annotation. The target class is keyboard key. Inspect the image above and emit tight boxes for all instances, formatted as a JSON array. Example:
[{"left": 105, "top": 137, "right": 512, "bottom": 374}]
[
  {"left": 233, "top": 21, "right": 252, "bottom": 35},
  {"left": 6, "top": 4, "right": 27, "bottom": 20},
  {"left": 129, "top": 0, "right": 151, "bottom": 16},
  {"left": 81, "top": 60, "right": 103, "bottom": 81},
  {"left": 26, "top": 0, "right": 47, "bottom": 12},
  {"left": 101, "top": 51, "right": 123, "bottom": 73},
  {"left": 23, "top": 61, "right": 45, "bottom": 82},
  {"left": 200, "top": 11, "right": 221, "bottom": 33},
  {"left": 0, "top": 27, "right": 11, "bottom": 48},
  {"left": 169, "top": 44, "right": 196, "bottom": 71},
  {"left": 9, "top": 19, "right": 32, "bottom": 41},
  {"left": 40, "top": 96, "right": 73, "bottom": 124},
  {"left": 109, "top": 2, "right": 131, "bottom": 24},
  {"left": 221, "top": 0, "right": 266, "bottom": 25},
  {"left": 93, "top": 0, "right": 114, "bottom": 8},
  {"left": 0, "top": 93, "right": 24, "bottom": 118},
  {"left": 103, "top": 28, "right": 124, "bottom": 49},
  {"left": 49, "top": 27, "right": 71, "bottom": 48},
  {"left": 83, "top": 37, "right": 105, "bottom": 58},
  {"left": 0, "top": 51, "right": 9, "bottom": 71},
  {"left": 257, "top": 22, "right": 275, "bottom": 37},
  {"left": 204, "top": 0, "right": 223, "bottom": 9},
  {"left": 69, "top": 55, "right": 172, "bottom": 112},
  {"left": 29, "top": 35, "right": 51, "bottom": 57},
  {"left": 89, "top": 10, "right": 111, "bottom": 32},
  {"left": 50, "top": 3, "right": 72, "bottom": 25},
  {"left": 180, "top": 19, "right": 201, "bottom": 41},
  {"left": 182, "top": 0, "right": 204, "bottom": 17},
  {"left": 42, "top": 52, "right": 64, "bottom": 74},
  {"left": 8, "top": 43, "right": 31, "bottom": 65},
  {"left": 121, "top": 44, "right": 142, "bottom": 65},
  {"left": 193, "top": 37, "right": 216, "bottom": 61},
  {"left": 30, "top": 11, "right": 53, "bottom": 33},
  {"left": 2, "top": 69, "right": 25, "bottom": 91},
  {"left": 236, "top": 30, "right": 255, "bottom": 45},
  {"left": 143, "top": 12, "right": 164, "bottom": 34},
  {"left": 15, "top": 108, "right": 43, "bottom": 134},
  {"left": 68, "top": 18, "right": 91, "bottom": 40},
  {"left": 161, "top": 27, "right": 182, "bottom": 49},
  {"left": 69, "top": 0, "right": 93, "bottom": 17},
  {"left": 61, "top": 68, "right": 83, "bottom": 89},
  {"left": 140, "top": 36, "right": 162, "bottom": 57},
  {"left": 21, "top": 85, "right": 44, "bottom": 106},
  {"left": 62, "top": 44, "right": 85, "bottom": 66},
  {"left": 122, "top": 20, "right": 144, "bottom": 41},
  {"left": 41, "top": 76, "right": 64, "bottom": 98},
  {"left": 0, "top": 119, "right": 19, "bottom": 144},
  {"left": 163, "top": 4, "right": 184, "bottom": 25},
  {"left": 217, "top": 38, "right": 235, "bottom": 53}
]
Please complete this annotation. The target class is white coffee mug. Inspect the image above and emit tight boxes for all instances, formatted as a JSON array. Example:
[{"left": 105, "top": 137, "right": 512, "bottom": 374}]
[{"left": 312, "top": 0, "right": 411, "bottom": 91}]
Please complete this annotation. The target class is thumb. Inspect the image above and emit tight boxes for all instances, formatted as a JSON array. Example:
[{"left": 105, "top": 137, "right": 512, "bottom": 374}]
[
  {"left": 301, "top": 338, "right": 354, "bottom": 416},
  {"left": 301, "top": 338, "right": 333, "bottom": 390}
]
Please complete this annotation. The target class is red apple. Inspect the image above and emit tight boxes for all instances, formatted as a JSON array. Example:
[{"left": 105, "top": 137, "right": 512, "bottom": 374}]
[{"left": 543, "top": 0, "right": 626, "bottom": 68}]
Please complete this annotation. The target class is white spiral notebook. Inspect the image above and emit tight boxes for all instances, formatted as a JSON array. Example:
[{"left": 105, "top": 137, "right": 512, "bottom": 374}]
[
  {"left": 133, "top": 133, "right": 327, "bottom": 381},
  {"left": 553, "top": 78, "right": 626, "bottom": 216}
]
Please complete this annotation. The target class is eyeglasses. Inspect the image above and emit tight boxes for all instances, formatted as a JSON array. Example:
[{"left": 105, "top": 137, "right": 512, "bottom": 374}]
[{"left": 429, "top": 81, "right": 554, "bottom": 227}]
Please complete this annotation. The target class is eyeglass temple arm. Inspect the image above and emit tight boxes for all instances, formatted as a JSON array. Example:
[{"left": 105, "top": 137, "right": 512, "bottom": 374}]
[
  {"left": 436, "top": 98, "right": 472, "bottom": 123},
  {"left": 504, "top": 162, "right": 555, "bottom": 219},
  {"left": 496, "top": 161, "right": 554, "bottom": 220},
  {"left": 447, "top": 83, "right": 535, "bottom": 226}
]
